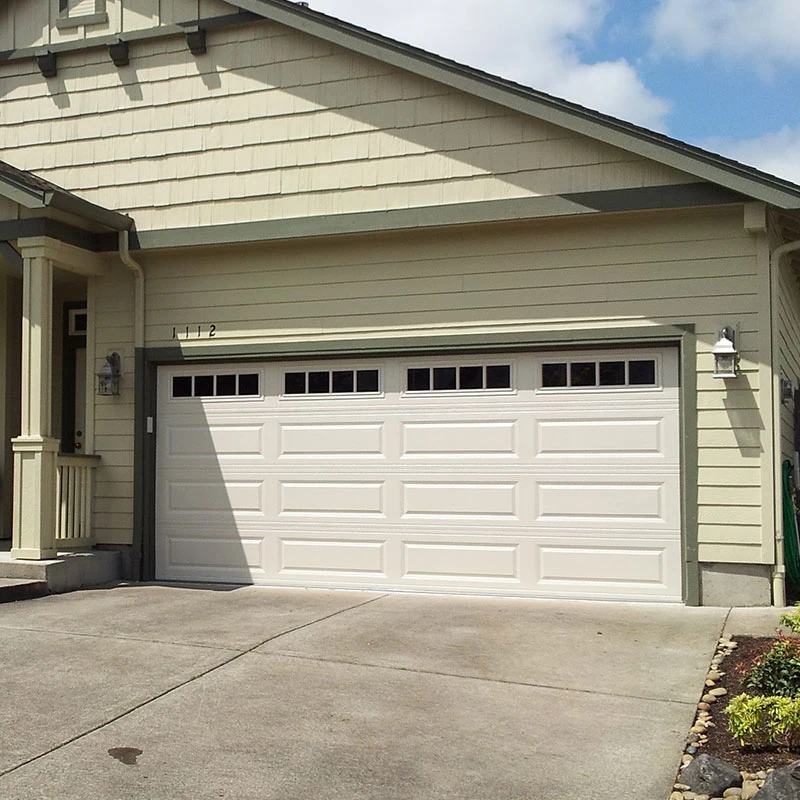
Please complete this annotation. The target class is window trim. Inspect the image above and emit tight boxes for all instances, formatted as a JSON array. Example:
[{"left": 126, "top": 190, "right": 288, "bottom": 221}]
[
  {"left": 56, "top": 0, "right": 108, "bottom": 29},
  {"left": 402, "top": 360, "right": 516, "bottom": 396},
  {"left": 171, "top": 372, "right": 263, "bottom": 400},
  {"left": 536, "top": 354, "right": 662, "bottom": 392},
  {"left": 279, "top": 366, "right": 384, "bottom": 399}
]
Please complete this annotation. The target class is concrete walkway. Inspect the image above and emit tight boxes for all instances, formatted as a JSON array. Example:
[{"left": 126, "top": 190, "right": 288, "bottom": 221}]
[{"left": 0, "top": 585, "right": 780, "bottom": 800}]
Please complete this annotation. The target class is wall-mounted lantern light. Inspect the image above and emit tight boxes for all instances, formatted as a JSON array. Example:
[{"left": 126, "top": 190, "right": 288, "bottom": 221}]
[
  {"left": 97, "top": 352, "right": 121, "bottom": 396},
  {"left": 712, "top": 327, "right": 738, "bottom": 379},
  {"left": 781, "top": 376, "right": 795, "bottom": 405}
]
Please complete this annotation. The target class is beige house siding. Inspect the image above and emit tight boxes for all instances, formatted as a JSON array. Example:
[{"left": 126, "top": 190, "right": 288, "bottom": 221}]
[
  {"left": 0, "top": 0, "right": 238, "bottom": 50},
  {"left": 0, "top": 20, "right": 697, "bottom": 232},
  {"left": 89, "top": 204, "right": 772, "bottom": 565},
  {"left": 776, "top": 251, "right": 800, "bottom": 462}
]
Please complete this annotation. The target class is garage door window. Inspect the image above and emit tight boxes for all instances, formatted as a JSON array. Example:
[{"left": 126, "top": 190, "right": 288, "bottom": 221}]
[
  {"left": 406, "top": 364, "right": 512, "bottom": 392},
  {"left": 541, "top": 358, "right": 657, "bottom": 389},
  {"left": 283, "top": 369, "right": 381, "bottom": 396},
  {"left": 172, "top": 374, "right": 260, "bottom": 398}
]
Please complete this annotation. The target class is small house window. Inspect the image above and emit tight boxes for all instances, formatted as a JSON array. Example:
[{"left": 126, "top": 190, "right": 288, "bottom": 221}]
[
  {"left": 57, "top": 0, "right": 108, "bottom": 28},
  {"left": 540, "top": 358, "right": 658, "bottom": 389},
  {"left": 406, "top": 364, "right": 513, "bottom": 392},
  {"left": 172, "top": 374, "right": 261, "bottom": 399},
  {"left": 282, "top": 369, "right": 381, "bottom": 396}
]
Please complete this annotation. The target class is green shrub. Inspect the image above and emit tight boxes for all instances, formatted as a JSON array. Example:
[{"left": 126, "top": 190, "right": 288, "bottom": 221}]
[
  {"left": 742, "top": 637, "right": 800, "bottom": 697},
  {"left": 780, "top": 605, "right": 800, "bottom": 636},
  {"left": 725, "top": 693, "right": 800, "bottom": 747}
]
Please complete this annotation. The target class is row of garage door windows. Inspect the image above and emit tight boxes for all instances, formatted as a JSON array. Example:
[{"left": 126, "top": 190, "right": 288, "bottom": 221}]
[{"left": 171, "top": 358, "right": 658, "bottom": 399}]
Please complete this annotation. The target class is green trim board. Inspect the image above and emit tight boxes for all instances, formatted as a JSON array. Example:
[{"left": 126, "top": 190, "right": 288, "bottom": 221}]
[
  {"left": 130, "top": 184, "right": 747, "bottom": 251},
  {"left": 135, "top": 324, "right": 700, "bottom": 604},
  {"left": 0, "top": 184, "right": 745, "bottom": 253}
]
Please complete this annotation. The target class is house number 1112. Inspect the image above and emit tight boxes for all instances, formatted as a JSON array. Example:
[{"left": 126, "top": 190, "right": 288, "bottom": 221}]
[{"left": 173, "top": 324, "right": 217, "bottom": 340}]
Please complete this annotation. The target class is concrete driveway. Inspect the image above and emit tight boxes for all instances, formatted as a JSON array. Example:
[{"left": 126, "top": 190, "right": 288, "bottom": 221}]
[{"left": 0, "top": 585, "right": 730, "bottom": 800}]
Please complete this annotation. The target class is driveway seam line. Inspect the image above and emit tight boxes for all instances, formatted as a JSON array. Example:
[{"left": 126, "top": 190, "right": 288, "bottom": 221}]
[
  {"left": 0, "top": 625, "right": 242, "bottom": 653},
  {"left": 251, "top": 649, "right": 700, "bottom": 707},
  {"left": 0, "top": 592, "right": 389, "bottom": 780}
]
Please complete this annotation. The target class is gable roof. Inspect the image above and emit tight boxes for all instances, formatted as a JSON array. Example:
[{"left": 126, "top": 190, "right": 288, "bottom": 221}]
[
  {"left": 224, "top": 0, "right": 800, "bottom": 210},
  {"left": 0, "top": 159, "right": 131, "bottom": 231}
]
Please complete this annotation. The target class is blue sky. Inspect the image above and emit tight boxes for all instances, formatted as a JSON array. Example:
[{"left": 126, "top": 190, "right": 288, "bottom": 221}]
[{"left": 310, "top": 0, "right": 800, "bottom": 182}]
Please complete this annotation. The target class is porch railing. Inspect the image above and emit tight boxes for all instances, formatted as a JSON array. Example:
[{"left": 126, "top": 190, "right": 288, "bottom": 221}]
[{"left": 55, "top": 454, "right": 101, "bottom": 549}]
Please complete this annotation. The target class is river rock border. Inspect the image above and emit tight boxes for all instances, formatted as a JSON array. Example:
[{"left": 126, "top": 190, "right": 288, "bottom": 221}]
[{"left": 669, "top": 634, "right": 775, "bottom": 800}]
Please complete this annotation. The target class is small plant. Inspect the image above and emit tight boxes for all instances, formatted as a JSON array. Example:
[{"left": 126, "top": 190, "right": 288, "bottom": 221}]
[
  {"left": 725, "top": 693, "right": 800, "bottom": 748},
  {"left": 742, "top": 636, "right": 800, "bottom": 697},
  {"left": 780, "top": 604, "right": 800, "bottom": 636}
]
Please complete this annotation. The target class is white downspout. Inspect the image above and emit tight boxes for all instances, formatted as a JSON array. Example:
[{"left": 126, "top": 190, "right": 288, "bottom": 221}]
[
  {"left": 118, "top": 229, "right": 144, "bottom": 349},
  {"left": 770, "top": 240, "right": 800, "bottom": 606}
]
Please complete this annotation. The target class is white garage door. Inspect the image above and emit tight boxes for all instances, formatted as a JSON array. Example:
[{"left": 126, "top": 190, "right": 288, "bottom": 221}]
[{"left": 156, "top": 348, "right": 682, "bottom": 601}]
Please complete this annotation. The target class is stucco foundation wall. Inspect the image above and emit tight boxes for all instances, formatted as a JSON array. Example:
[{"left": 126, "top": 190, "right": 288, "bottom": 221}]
[{"left": 91, "top": 204, "right": 773, "bottom": 568}]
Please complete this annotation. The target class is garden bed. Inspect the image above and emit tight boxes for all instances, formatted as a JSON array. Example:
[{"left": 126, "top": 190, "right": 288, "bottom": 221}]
[{"left": 701, "top": 635, "right": 800, "bottom": 772}]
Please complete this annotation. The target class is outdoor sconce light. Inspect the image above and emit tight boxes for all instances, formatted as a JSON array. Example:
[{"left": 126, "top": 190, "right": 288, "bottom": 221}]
[
  {"left": 712, "top": 327, "right": 739, "bottom": 379},
  {"left": 781, "top": 376, "right": 795, "bottom": 405},
  {"left": 97, "top": 353, "right": 121, "bottom": 396}
]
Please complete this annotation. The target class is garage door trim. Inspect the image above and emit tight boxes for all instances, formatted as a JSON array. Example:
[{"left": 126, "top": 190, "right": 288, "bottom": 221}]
[{"left": 134, "top": 324, "right": 698, "bottom": 603}]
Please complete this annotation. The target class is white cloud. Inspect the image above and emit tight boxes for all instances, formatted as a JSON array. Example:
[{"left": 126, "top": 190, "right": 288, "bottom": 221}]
[
  {"left": 308, "top": 0, "right": 671, "bottom": 129},
  {"left": 651, "top": 0, "right": 800, "bottom": 68},
  {"left": 701, "top": 126, "right": 800, "bottom": 184}
]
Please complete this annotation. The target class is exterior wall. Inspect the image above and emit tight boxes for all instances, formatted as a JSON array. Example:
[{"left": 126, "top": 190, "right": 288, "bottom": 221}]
[
  {"left": 0, "top": 276, "right": 22, "bottom": 539},
  {"left": 775, "top": 249, "right": 800, "bottom": 463},
  {"left": 0, "top": 0, "right": 238, "bottom": 50},
  {"left": 0, "top": 21, "right": 697, "bottom": 232},
  {"left": 91, "top": 204, "right": 773, "bottom": 571}
]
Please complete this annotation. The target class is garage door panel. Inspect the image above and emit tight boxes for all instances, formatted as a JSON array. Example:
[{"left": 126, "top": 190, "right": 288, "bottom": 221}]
[
  {"left": 536, "top": 538, "right": 681, "bottom": 598},
  {"left": 279, "top": 480, "right": 385, "bottom": 517},
  {"left": 166, "top": 424, "right": 266, "bottom": 460},
  {"left": 401, "top": 420, "right": 519, "bottom": 458},
  {"left": 401, "top": 541, "right": 520, "bottom": 582},
  {"left": 534, "top": 475, "right": 680, "bottom": 530},
  {"left": 156, "top": 348, "right": 682, "bottom": 600},
  {"left": 534, "top": 412, "right": 680, "bottom": 464},
  {"left": 402, "top": 481, "right": 519, "bottom": 519},
  {"left": 279, "top": 423, "right": 385, "bottom": 458},
  {"left": 279, "top": 538, "right": 386, "bottom": 576}
]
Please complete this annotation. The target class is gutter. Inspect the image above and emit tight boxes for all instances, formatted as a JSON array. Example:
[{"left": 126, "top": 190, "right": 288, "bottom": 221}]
[
  {"left": 118, "top": 229, "right": 144, "bottom": 349},
  {"left": 770, "top": 240, "right": 800, "bottom": 606}
]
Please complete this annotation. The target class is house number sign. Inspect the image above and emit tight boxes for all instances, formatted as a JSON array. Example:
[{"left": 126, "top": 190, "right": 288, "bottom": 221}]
[{"left": 173, "top": 324, "right": 217, "bottom": 340}]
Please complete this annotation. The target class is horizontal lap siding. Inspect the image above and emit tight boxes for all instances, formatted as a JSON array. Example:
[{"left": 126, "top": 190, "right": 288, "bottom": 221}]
[
  {"left": 0, "top": 21, "right": 696, "bottom": 230},
  {"left": 92, "top": 265, "right": 135, "bottom": 546},
  {"left": 91, "top": 205, "right": 769, "bottom": 561},
  {"left": 777, "top": 262, "right": 800, "bottom": 463}
]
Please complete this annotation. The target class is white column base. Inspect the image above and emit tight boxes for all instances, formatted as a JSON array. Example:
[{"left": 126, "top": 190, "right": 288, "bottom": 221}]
[{"left": 11, "top": 436, "right": 60, "bottom": 560}]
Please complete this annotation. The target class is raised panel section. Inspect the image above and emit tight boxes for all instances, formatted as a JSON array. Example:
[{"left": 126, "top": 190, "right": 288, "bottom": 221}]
[
  {"left": 537, "top": 482, "right": 665, "bottom": 523},
  {"left": 535, "top": 419, "right": 665, "bottom": 459},
  {"left": 280, "top": 423, "right": 384, "bottom": 457},
  {"left": 280, "top": 539, "right": 385, "bottom": 575},
  {"left": 403, "top": 542, "right": 519, "bottom": 581},
  {"left": 402, "top": 421, "right": 517, "bottom": 457},
  {"left": 168, "top": 481, "right": 265, "bottom": 513},
  {"left": 403, "top": 482, "right": 518, "bottom": 518},
  {"left": 168, "top": 425, "right": 264, "bottom": 458},
  {"left": 169, "top": 537, "right": 263, "bottom": 569},
  {"left": 280, "top": 481, "right": 384, "bottom": 516},
  {"left": 538, "top": 544, "right": 667, "bottom": 585}
]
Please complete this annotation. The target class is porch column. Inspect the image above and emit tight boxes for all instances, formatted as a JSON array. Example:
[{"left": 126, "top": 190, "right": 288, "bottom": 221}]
[{"left": 11, "top": 253, "right": 58, "bottom": 559}]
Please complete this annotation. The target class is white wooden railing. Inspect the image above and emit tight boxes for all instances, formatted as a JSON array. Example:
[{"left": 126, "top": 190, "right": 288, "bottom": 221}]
[{"left": 55, "top": 454, "right": 101, "bottom": 549}]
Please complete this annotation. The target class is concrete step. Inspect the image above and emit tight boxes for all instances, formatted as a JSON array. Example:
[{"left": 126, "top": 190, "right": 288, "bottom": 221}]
[
  {"left": 0, "top": 578, "right": 48, "bottom": 604},
  {"left": 0, "top": 550, "right": 121, "bottom": 595}
]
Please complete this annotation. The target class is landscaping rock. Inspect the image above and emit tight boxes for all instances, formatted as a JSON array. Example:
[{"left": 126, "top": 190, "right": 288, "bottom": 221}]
[
  {"left": 741, "top": 781, "right": 759, "bottom": 800},
  {"left": 681, "top": 754, "right": 743, "bottom": 798},
  {"left": 752, "top": 760, "right": 800, "bottom": 798}
]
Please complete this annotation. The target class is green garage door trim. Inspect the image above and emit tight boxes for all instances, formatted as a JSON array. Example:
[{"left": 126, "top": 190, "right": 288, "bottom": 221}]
[{"left": 133, "top": 324, "right": 698, "bottom": 603}]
